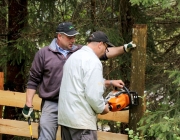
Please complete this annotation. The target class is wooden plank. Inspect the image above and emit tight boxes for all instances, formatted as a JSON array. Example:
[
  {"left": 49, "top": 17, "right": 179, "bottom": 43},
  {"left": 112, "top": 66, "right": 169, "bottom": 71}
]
[
  {"left": 0, "top": 90, "right": 129, "bottom": 122},
  {"left": 129, "top": 24, "right": 147, "bottom": 131},
  {"left": 0, "top": 90, "right": 41, "bottom": 110},
  {"left": 0, "top": 119, "right": 127, "bottom": 140},
  {"left": 98, "top": 110, "right": 129, "bottom": 123},
  {"left": 0, "top": 119, "right": 60, "bottom": 139},
  {"left": 0, "top": 90, "right": 129, "bottom": 139},
  {"left": 98, "top": 131, "right": 128, "bottom": 140}
]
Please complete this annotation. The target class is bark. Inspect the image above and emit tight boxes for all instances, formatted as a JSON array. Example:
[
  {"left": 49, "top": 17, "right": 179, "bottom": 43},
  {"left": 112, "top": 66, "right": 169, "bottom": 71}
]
[{"left": 3, "top": 0, "right": 27, "bottom": 139}]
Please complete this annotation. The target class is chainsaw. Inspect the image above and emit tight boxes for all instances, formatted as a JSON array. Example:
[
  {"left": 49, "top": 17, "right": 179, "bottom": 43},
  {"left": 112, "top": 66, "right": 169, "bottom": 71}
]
[{"left": 105, "top": 86, "right": 139, "bottom": 112}]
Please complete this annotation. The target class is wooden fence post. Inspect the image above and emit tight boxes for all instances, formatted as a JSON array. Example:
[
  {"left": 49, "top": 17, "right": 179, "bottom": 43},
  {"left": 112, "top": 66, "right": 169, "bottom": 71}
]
[
  {"left": 0, "top": 72, "right": 4, "bottom": 140},
  {"left": 129, "top": 24, "right": 147, "bottom": 133}
]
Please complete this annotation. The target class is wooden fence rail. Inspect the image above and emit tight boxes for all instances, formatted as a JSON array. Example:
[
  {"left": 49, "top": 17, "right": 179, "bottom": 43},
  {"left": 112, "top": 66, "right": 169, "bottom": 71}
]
[{"left": 0, "top": 90, "right": 129, "bottom": 140}]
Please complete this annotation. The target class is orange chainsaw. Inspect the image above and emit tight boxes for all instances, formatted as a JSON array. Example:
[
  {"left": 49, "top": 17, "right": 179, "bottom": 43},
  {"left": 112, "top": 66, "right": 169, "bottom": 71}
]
[{"left": 105, "top": 86, "right": 139, "bottom": 112}]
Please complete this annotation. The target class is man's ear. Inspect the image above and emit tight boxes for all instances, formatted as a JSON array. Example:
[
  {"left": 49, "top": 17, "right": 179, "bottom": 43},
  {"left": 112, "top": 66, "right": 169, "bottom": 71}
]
[
  {"left": 97, "top": 42, "right": 103, "bottom": 49},
  {"left": 57, "top": 33, "right": 60, "bottom": 39},
  {"left": 57, "top": 33, "right": 63, "bottom": 39}
]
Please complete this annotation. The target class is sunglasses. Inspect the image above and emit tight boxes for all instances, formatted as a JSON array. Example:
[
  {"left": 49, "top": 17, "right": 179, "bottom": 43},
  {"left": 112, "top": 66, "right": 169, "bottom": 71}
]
[{"left": 103, "top": 43, "right": 109, "bottom": 52}]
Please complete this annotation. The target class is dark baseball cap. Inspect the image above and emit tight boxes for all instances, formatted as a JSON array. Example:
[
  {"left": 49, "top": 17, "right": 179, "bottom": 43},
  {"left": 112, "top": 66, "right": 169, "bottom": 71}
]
[
  {"left": 56, "top": 22, "right": 79, "bottom": 36},
  {"left": 87, "top": 31, "right": 114, "bottom": 47}
]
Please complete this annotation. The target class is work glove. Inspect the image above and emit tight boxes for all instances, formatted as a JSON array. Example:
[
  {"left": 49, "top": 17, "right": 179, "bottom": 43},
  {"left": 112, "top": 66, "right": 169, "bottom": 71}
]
[
  {"left": 123, "top": 41, "right": 136, "bottom": 52},
  {"left": 22, "top": 104, "right": 35, "bottom": 119}
]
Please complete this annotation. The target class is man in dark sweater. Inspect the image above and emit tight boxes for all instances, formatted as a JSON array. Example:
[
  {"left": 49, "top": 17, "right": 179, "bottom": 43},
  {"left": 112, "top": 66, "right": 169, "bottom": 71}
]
[{"left": 22, "top": 22, "right": 136, "bottom": 140}]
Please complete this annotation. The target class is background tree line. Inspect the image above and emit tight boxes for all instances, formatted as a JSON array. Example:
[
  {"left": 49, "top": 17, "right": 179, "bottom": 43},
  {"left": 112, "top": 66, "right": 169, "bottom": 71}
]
[{"left": 0, "top": 0, "right": 179, "bottom": 139}]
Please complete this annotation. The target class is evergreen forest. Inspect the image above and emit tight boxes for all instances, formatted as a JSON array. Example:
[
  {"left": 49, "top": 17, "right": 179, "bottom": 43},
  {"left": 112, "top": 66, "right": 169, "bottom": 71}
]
[{"left": 0, "top": 0, "right": 180, "bottom": 139}]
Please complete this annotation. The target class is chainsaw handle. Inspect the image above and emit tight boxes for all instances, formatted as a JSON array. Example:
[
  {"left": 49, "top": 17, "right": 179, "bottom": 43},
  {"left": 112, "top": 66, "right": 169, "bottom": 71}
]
[
  {"left": 113, "top": 86, "right": 129, "bottom": 93},
  {"left": 123, "top": 86, "right": 130, "bottom": 95},
  {"left": 114, "top": 86, "right": 130, "bottom": 97}
]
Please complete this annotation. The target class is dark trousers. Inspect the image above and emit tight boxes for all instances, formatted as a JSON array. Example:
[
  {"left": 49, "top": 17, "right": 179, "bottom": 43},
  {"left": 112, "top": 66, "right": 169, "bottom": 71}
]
[{"left": 61, "top": 125, "right": 97, "bottom": 140}]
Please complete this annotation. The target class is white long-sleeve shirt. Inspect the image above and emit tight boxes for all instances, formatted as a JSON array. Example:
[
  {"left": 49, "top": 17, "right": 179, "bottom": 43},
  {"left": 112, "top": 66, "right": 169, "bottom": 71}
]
[{"left": 58, "top": 45, "right": 106, "bottom": 130}]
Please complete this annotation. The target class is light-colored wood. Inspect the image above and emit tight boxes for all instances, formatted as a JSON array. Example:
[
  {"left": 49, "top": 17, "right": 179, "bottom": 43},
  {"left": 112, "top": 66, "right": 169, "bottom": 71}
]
[
  {"left": 0, "top": 90, "right": 41, "bottom": 110},
  {"left": 0, "top": 90, "right": 129, "bottom": 123},
  {"left": 0, "top": 90, "right": 129, "bottom": 139},
  {"left": 0, "top": 119, "right": 61, "bottom": 140},
  {"left": 98, "top": 131, "right": 128, "bottom": 140},
  {"left": 0, "top": 119, "right": 127, "bottom": 140},
  {"left": 98, "top": 110, "right": 129, "bottom": 123}
]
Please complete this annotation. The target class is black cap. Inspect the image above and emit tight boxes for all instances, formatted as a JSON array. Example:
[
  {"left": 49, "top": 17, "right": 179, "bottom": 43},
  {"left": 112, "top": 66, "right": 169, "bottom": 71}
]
[
  {"left": 56, "top": 22, "right": 79, "bottom": 36},
  {"left": 87, "top": 31, "right": 114, "bottom": 47}
]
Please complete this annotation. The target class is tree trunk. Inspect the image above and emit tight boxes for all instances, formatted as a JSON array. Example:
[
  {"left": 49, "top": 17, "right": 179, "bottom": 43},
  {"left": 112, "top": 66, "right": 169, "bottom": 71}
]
[
  {"left": 0, "top": 1, "right": 7, "bottom": 139},
  {"left": 3, "top": 0, "right": 27, "bottom": 139},
  {"left": 90, "top": 0, "right": 96, "bottom": 31}
]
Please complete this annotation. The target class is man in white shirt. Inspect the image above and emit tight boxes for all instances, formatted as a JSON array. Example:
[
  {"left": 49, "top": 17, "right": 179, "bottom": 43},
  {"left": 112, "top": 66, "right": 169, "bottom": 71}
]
[{"left": 58, "top": 31, "right": 125, "bottom": 140}]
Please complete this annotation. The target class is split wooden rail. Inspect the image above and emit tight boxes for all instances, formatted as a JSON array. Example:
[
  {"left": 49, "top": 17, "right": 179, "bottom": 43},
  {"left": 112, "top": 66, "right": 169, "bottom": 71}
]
[{"left": 0, "top": 90, "right": 129, "bottom": 140}]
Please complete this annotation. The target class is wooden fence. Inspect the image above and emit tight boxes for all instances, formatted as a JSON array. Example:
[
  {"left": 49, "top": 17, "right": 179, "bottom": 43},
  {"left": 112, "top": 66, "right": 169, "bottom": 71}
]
[{"left": 0, "top": 73, "right": 129, "bottom": 140}]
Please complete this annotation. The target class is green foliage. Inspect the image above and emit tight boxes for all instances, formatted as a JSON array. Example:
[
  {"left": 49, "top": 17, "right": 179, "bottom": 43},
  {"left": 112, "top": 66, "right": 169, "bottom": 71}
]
[
  {"left": 125, "top": 128, "right": 143, "bottom": 140},
  {"left": 165, "top": 70, "right": 180, "bottom": 90},
  {"left": 138, "top": 112, "right": 180, "bottom": 139},
  {"left": 130, "top": 0, "right": 180, "bottom": 10},
  {"left": 136, "top": 70, "right": 180, "bottom": 139},
  {"left": 0, "top": 0, "right": 180, "bottom": 139}
]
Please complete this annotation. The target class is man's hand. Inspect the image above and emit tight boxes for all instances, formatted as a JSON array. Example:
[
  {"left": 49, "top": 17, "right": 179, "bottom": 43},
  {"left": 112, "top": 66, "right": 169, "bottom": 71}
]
[
  {"left": 123, "top": 41, "right": 136, "bottom": 52},
  {"left": 22, "top": 104, "right": 35, "bottom": 119},
  {"left": 101, "top": 104, "right": 109, "bottom": 115},
  {"left": 109, "top": 80, "right": 124, "bottom": 88}
]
